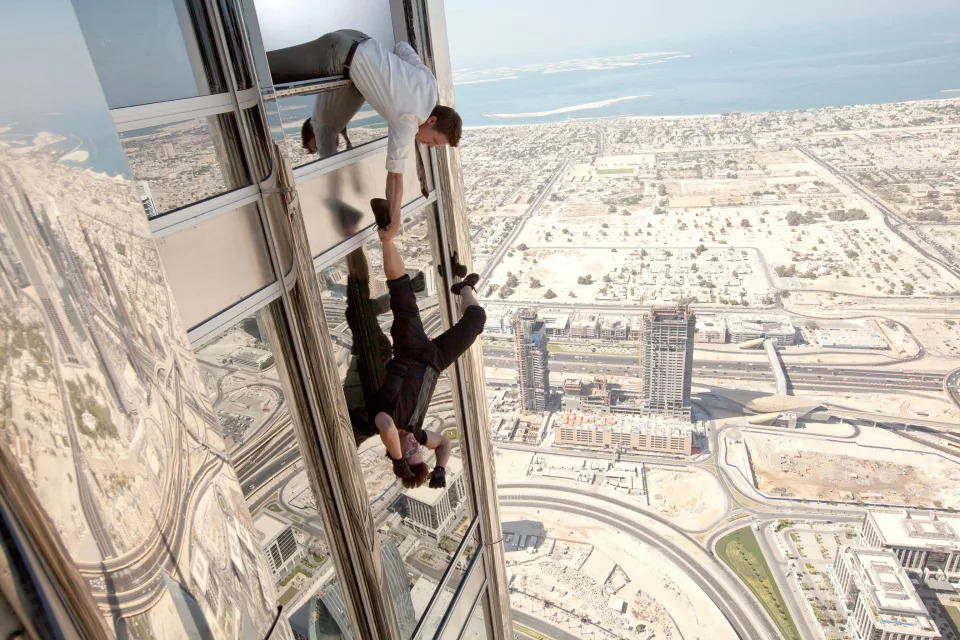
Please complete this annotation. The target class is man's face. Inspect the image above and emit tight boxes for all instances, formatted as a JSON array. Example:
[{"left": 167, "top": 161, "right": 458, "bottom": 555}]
[{"left": 415, "top": 117, "right": 450, "bottom": 148}]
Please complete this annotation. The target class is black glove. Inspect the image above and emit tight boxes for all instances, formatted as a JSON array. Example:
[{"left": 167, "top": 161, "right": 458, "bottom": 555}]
[
  {"left": 392, "top": 456, "right": 415, "bottom": 480},
  {"left": 429, "top": 466, "right": 446, "bottom": 489}
]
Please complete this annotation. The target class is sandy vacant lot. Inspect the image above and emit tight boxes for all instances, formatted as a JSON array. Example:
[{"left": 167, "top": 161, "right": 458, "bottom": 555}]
[
  {"left": 645, "top": 467, "right": 728, "bottom": 531},
  {"left": 500, "top": 507, "right": 737, "bottom": 640},
  {"left": 746, "top": 431, "right": 960, "bottom": 508}
]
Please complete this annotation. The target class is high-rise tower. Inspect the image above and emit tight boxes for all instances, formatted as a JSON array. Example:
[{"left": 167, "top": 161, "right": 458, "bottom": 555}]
[
  {"left": 639, "top": 306, "right": 695, "bottom": 419},
  {"left": 514, "top": 308, "right": 550, "bottom": 413}
]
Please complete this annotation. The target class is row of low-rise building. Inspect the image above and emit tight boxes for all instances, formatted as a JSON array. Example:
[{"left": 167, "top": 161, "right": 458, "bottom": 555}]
[
  {"left": 488, "top": 307, "right": 802, "bottom": 347},
  {"left": 553, "top": 412, "right": 696, "bottom": 456}
]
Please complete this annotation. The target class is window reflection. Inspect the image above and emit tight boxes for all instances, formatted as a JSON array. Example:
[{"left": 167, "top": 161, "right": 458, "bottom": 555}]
[
  {"left": 456, "top": 591, "right": 490, "bottom": 640},
  {"left": 197, "top": 306, "right": 343, "bottom": 639},
  {"left": 73, "top": 0, "right": 226, "bottom": 109},
  {"left": 265, "top": 32, "right": 387, "bottom": 167},
  {"left": 0, "top": 112, "right": 286, "bottom": 639},
  {"left": 275, "top": 93, "right": 387, "bottom": 168},
  {"left": 411, "top": 528, "right": 482, "bottom": 639},
  {"left": 317, "top": 221, "right": 478, "bottom": 636},
  {"left": 119, "top": 114, "right": 250, "bottom": 216}
]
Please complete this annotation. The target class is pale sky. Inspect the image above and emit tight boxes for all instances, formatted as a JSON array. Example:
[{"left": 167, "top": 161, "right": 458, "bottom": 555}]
[{"left": 444, "top": 0, "right": 960, "bottom": 68}]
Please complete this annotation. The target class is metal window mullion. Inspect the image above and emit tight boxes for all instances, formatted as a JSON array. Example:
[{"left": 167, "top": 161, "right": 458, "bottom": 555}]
[
  {"left": 427, "top": 146, "right": 514, "bottom": 640},
  {"left": 203, "top": 3, "right": 398, "bottom": 639},
  {"left": 185, "top": 281, "right": 281, "bottom": 348},
  {"left": 410, "top": 516, "right": 480, "bottom": 640},
  {"left": 310, "top": 193, "right": 436, "bottom": 272},
  {"left": 454, "top": 586, "right": 489, "bottom": 640},
  {"left": 422, "top": 82, "right": 514, "bottom": 640},
  {"left": 149, "top": 185, "right": 261, "bottom": 237},
  {"left": 292, "top": 137, "right": 388, "bottom": 183},
  {"left": 431, "top": 549, "right": 486, "bottom": 640},
  {"left": 273, "top": 76, "right": 354, "bottom": 98},
  {"left": 111, "top": 93, "right": 237, "bottom": 132}
]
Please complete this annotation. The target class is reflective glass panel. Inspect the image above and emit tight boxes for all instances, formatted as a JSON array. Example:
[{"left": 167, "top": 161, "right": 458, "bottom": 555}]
[
  {"left": 196, "top": 306, "right": 341, "bottom": 639},
  {"left": 450, "top": 588, "right": 490, "bottom": 640},
  {"left": 298, "top": 150, "right": 425, "bottom": 260},
  {"left": 73, "top": 0, "right": 227, "bottom": 109},
  {"left": 277, "top": 93, "right": 388, "bottom": 169},
  {"left": 119, "top": 113, "right": 251, "bottom": 216},
  {"left": 252, "top": 0, "right": 396, "bottom": 56},
  {"left": 316, "top": 226, "right": 479, "bottom": 636},
  {"left": 0, "top": 3, "right": 286, "bottom": 636},
  {"left": 155, "top": 202, "right": 275, "bottom": 331},
  {"left": 412, "top": 529, "right": 481, "bottom": 639}
]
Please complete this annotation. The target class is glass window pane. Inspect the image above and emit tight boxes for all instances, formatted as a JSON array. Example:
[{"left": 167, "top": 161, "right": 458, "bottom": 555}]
[
  {"left": 412, "top": 530, "right": 482, "bottom": 639},
  {"left": 455, "top": 589, "right": 490, "bottom": 640},
  {"left": 277, "top": 93, "right": 388, "bottom": 169},
  {"left": 214, "top": 0, "right": 253, "bottom": 90},
  {"left": 297, "top": 151, "right": 424, "bottom": 260},
  {"left": 316, "top": 227, "right": 481, "bottom": 636},
  {"left": 73, "top": 0, "right": 227, "bottom": 109},
  {"left": 251, "top": 0, "right": 396, "bottom": 55},
  {"left": 196, "top": 306, "right": 346, "bottom": 639},
  {"left": 119, "top": 113, "right": 251, "bottom": 216}
]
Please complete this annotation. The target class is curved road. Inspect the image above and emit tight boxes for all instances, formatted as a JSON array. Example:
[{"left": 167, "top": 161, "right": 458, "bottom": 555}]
[{"left": 499, "top": 495, "right": 780, "bottom": 640}]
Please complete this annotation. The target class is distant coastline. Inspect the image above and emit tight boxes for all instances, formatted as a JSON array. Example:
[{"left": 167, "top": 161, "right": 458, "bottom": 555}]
[
  {"left": 484, "top": 95, "right": 649, "bottom": 119},
  {"left": 453, "top": 27, "right": 960, "bottom": 127},
  {"left": 462, "top": 96, "right": 960, "bottom": 130}
]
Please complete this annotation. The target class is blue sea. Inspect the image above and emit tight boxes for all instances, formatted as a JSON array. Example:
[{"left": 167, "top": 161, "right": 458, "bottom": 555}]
[
  {"left": 1, "top": 111, "right": 131, "bottom": 178},
  {"left": 4, "top": 18, "right": 958, "bottom": 176},
  {"left": 452, "top": 19, "right": 960, "bottom": 127}
]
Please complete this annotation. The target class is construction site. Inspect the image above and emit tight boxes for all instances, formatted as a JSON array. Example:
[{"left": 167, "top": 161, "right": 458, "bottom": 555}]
[{"left": 741, "top": 429, "right": 960, "bottom": 507}]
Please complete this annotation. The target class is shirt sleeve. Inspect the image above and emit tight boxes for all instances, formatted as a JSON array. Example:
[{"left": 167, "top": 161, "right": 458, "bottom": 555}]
[
  {"left": 393, "top": 41, "right": 429, "bottom": 72},
  {"left": 386, "top": 115, "right": 418, "bottom": 174}
]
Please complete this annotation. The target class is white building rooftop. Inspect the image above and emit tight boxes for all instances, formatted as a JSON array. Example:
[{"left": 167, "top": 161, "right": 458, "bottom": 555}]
[
  {"left": 815, "top": 327, "right": 889, "bottom": 349},
  {"left": 253, "top": 512, "right": 287, "bottom": 546},
  {"left": 869, "top": 511, "right": 960, "bottom": 551},
  {"left": 848, "top": 548, "right": 939, "bottom": 635}
]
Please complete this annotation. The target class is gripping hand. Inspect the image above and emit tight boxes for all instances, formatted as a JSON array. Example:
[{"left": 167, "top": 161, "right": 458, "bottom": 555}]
[{"left": 429, "top": 466, "right": 446, "bottom": 489}]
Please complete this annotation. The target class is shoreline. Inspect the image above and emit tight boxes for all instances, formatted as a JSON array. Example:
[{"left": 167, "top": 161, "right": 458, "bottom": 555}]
[{"left": 462, "top": 95, "right": 960, "bottom": 131}]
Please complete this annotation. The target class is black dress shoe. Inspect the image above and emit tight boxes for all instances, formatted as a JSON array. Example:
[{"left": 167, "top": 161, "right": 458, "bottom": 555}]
[
  {"left": 451, "top": 273, "right": 479, "bottom": 295},
  {"left": 408, "top": 270, "right": 426, "bottom": 293},
  {"left": 370, "top": 198, "right": 390, "bottom": 230}
]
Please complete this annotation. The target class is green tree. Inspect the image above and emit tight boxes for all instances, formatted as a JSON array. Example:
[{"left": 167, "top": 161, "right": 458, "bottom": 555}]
[{"left": 544, "top": 289, "right": 557, "bottom": 299}]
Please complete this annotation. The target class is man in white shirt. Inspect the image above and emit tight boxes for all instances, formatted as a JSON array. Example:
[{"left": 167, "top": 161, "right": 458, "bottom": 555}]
[{"left": 267, "top": 30, "right": 462, "bottom": 239}]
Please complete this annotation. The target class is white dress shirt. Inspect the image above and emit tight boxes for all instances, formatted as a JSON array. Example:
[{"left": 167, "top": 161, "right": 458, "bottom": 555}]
[{"left": 350, "top": 39, "right": 437, "bottom": 174}]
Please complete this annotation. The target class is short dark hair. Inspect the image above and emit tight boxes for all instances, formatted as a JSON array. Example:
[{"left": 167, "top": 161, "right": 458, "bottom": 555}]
[
  {"left": 400, "top": 462, "right": 431, "bottom": 489},
  {"left": 430, "top": 105, "right": 462, "bottom": 147},
  {"left": 301, "top": 118, "right": 314, "bottom": 150}
]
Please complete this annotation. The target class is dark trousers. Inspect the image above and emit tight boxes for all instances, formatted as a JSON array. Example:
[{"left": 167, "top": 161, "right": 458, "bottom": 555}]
[
  {"left": 387, "top": 274, "right": 486, "bottom": 372},
  {"left": 266, "top": 29, "right": 369, "bottom": 84},
  {"left": 266, "top": 30, "right": 368, "bottom": 157}
]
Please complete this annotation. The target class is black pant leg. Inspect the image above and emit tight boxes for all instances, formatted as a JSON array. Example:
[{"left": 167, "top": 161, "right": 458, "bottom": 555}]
[{"left": 432, "top": 306, "right": 486, "bottom": 371}]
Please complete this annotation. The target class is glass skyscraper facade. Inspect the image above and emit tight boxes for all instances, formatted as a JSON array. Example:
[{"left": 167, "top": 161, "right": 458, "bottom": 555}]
[{"left": 0, "top": 0, "right": 510, "bottom": 638}]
